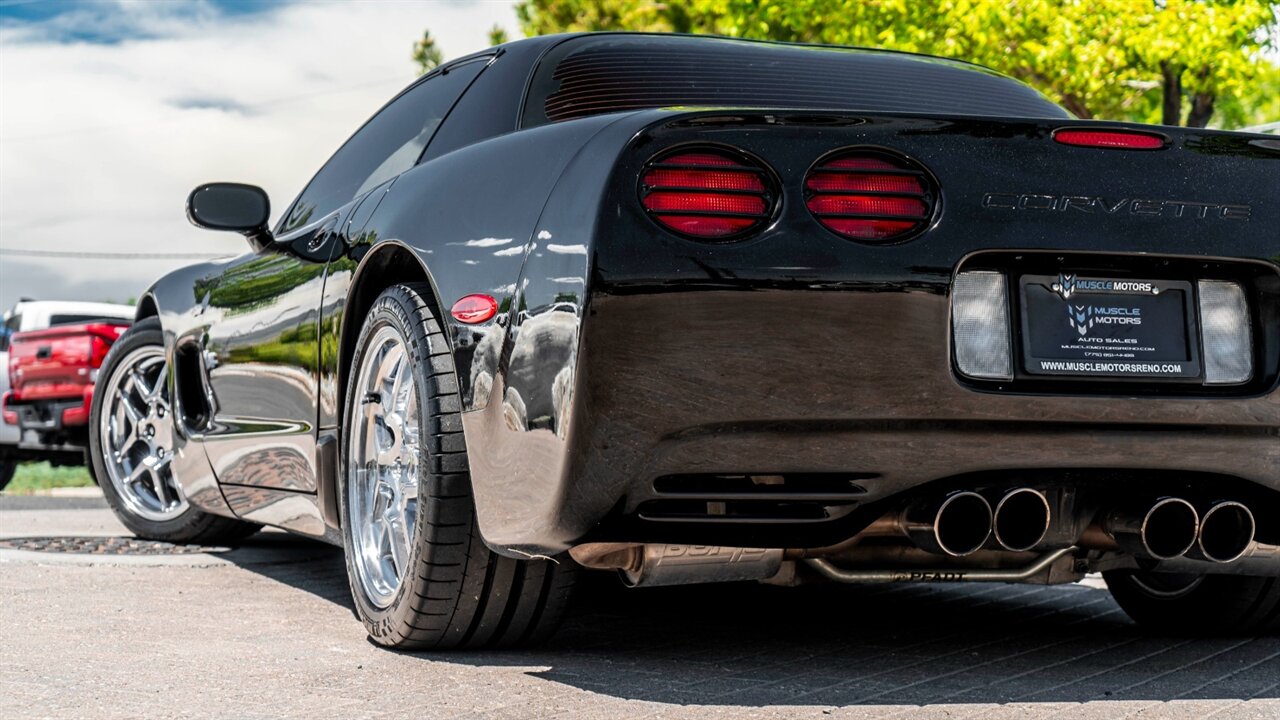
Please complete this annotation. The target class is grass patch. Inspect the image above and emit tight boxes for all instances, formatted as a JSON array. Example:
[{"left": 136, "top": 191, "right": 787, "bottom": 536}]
[{"left": 4, "top": 462, "right": 95, "bottom": 493}]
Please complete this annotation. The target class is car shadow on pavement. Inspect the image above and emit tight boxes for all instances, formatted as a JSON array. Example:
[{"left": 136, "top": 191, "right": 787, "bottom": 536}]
[
  {"left": 233, "top": 548, "right": 1280, "bottom": 707},
  {"left": 472, "top": 577, "right": 1279, "bottom": 707},
  {"left": 222, "top": 531, "right": 355, "bottom": 612}
]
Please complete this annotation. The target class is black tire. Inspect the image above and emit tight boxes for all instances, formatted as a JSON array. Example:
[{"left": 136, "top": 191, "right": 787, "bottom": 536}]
[
  {"left": 89, "top": 318, "right": 260, "bottom": 544},
  {"left": 1103, "top": 569, "right": 1280, "bottom": 636},
  {"left": 340, "top": 283, "right": 575, "bottom": 650},
  {"left": 0, "top": 459, "right": 16, "bottom": 492}
]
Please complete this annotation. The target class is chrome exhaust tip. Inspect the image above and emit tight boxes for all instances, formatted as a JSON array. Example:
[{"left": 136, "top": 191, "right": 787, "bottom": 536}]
[
  {"left": 992, "top": 488, "right": 1051, "bottom": 552},
  {"left": 912, "top": 491, "right": 992, "bottom": 557},
  {"left": 1105, "top": 497, "right": 1199, "bottom": 560},
  {"left": 1189, "top": 501, "right": 1255, "bottom": 564}
]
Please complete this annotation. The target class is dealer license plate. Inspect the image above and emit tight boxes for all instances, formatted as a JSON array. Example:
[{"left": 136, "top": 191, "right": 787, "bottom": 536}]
[{"left": 1019, "top": 274, "right": 1201, "bottom": 379}]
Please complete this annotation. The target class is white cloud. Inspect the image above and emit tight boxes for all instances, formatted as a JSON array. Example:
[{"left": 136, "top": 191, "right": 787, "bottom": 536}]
[{"left": 0, "top": 0, "right": 521, "bottom": 308}]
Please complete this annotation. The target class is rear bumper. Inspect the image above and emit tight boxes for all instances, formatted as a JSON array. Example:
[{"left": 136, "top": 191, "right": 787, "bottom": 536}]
[
  {"left": 464, "top": 273, "right": 1280, "bottom": 556},
  {"left": 4, "top": 385, "right": 95, "bottom": 433}
]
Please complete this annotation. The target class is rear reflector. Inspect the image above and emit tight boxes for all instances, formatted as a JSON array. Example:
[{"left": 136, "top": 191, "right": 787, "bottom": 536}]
[
  {"left": 641, "top": 148, "right": 775, "bottom": 240},
  {"left": 1198, "top": 280, "right": 1252, "bottom": 384},
  {"left": 1053, "top": 129, "right": 1166, "bottom": 150},
  {"left": 451, "top": 294, "right": 498, "bottom": 324},
  {"left": 806, "top": 150, "right": 934, "bottom": 242},
  {"left": 951, "top": 271, "right": 1012, "bottom": 380}
]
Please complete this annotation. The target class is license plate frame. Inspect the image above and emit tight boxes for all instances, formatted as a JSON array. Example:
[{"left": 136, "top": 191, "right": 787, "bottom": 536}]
[{"left": 1018, "top": 273, "right": 1203, "bottom": 380}]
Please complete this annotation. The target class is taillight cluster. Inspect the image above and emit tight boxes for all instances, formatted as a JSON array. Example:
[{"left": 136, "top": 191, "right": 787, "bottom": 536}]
[
  {"left": 805, "top": 151, "right": 933, "bottom": 242},
  {"left": 639, "top": 146, "right": 935, "bottom": 243},
  {"left": 639, "top": 149, "right": 776, "bottom": 240}
]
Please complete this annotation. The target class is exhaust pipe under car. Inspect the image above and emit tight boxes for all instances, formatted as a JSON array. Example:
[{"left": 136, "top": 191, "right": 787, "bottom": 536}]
[
  {"left": 1102, "top": 497, "right": 1200, "bottom": 560},
  {"left": 991, "top": 488, "right": 1052, "bottom": 552},
  {"left": 1188, "top": 501, "right": 1256, "bottom": 564},
  {"left": 568, "top": 543, "right": 784, "bottom": 587}
]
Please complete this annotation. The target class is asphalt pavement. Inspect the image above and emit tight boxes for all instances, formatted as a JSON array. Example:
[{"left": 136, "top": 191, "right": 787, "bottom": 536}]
[{"left": 1, "top": 492, "right": 1277, "bottom": 719}]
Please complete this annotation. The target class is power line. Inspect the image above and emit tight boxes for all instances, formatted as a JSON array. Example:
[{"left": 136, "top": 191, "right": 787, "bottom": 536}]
[{"left": 0, "top": 248, "right": 230, "bottom": 260}]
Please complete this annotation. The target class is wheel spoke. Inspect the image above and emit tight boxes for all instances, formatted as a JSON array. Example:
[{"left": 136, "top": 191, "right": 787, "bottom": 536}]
[
  {"left": 126, "top": 462, "right": 149, "bottom": 485},
  {"left": 385, "top": 350, "right": 402, "bottom": 407},
  {"left": 149, "top": 469, "right": 169, "bottom": 506},
  {"left": 120, "top": 391, "right": 145, "bottom": 426},
  {"left": 399, "top": 468, "right": 418, "bottom": 501},
  {"left": 376, "top": 426, "right": 401, "bottom": 466}
]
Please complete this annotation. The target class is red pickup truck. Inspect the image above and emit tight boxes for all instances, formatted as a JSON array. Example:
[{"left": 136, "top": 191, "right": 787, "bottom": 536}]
[{"left": 3, "top": 321, "right": 131, "bottom": 461}]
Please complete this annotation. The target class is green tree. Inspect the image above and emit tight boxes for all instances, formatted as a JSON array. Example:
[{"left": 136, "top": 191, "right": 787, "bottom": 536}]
[
  {"left": 489, "top": 24, "right": 511, "bottom": 46},
  {"left": 514, "top": 0, "right": 1278, "bottom": 128},
  {"left": 412, "top": 29, "right": 444, "bottom": 75}
]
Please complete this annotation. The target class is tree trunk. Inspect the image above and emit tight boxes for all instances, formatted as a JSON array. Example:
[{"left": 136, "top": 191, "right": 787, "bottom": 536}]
[
  {"left": 1186, "top": 93, "right": 1215, "bottom": 128},
  {"left": 1185, "top": 67, "right": 1216, "bottom": 128},
  {"left": 1161, "top": 62, "right": 1182, "bottom": 126},
  {"left": 1060, "top": 94, "right": 1092, "bottom": 119}
]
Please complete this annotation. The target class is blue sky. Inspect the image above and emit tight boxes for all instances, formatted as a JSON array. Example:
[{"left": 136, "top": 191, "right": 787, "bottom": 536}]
[
  {"left": 0, "top": 0, "right": 291, "bottom": 43},
  {"left": 0, "top": 0, "right": 520, "bottom": 308}
]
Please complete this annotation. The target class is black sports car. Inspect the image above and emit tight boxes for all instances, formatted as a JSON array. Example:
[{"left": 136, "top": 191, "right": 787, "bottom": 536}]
[{"left": 89, "top": 33, "right": 1280, "bottom": 648}]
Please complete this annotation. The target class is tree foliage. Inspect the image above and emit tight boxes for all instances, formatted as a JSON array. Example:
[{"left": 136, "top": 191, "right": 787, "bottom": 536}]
[
  {"left": 412, "top": 29, "right": 444, "bottom": 75},
  {"left": 514, "top": 0, "right": 1279, "bottom": 128}
]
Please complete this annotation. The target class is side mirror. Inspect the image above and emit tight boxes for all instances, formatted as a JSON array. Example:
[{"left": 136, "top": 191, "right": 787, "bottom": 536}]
[{"left": 186, "top": 183, "right": 272, "bottom": 251}]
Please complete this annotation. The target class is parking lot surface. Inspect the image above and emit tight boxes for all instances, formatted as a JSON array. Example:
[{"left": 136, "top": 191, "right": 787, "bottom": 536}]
[{"left": 2, "top": 494, "right": 1277, "bottom": 719}]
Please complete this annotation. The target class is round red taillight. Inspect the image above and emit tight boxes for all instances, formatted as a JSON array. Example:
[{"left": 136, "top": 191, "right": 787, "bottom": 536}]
[
  {"left": 640, "top": 148, "right": 776, "bottom": 240},
  {"left": 805, "top": 151, "right": 935, "bottom": 242}
]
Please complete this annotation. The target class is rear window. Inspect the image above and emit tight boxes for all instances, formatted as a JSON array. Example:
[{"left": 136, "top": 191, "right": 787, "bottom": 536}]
[
  {"left": 49, "top": 314, "right": 126, "bottom": 327},
  {"left": 0, "top": 315, "right": 17, "bottom": 352},
  {"left": 523, "top": 34, "right": 1069, "bottom": 126}
]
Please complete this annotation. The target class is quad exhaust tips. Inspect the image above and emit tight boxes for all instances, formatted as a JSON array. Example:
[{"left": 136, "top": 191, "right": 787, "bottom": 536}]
[
  {"left": 1103, "top": 497, "right": 1200, "bottom": 560},
  {"left": 991, "top": 488, "right": 1052, "bottom": 552},
  {"left": 1188, "top": 501, "right": 1256, "bottom": 564}
]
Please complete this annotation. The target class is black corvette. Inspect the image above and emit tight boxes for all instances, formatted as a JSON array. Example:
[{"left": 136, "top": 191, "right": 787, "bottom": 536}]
[{"left": 88, "top": 33, "right": 1280, "bottom": 648}]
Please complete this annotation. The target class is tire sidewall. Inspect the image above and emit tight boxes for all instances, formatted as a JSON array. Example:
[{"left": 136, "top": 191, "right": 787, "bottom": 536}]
[
  {"left": 339, "top": 288, "right": 436, "bottom": 639},
  {"left": 1104, "top": 569, "right": 1278, "bottom": 636}
]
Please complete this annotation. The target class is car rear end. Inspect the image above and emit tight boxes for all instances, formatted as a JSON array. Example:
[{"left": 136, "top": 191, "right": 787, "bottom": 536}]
[
  {"left": 555, "top": 111, "right": 1279, "bottom": 559},
  {"left": 464, "top": 35, "right": 1279, "bottom": 626}
]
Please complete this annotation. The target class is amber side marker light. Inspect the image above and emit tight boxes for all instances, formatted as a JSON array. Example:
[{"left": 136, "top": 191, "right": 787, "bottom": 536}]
[
  {"left": 451, "top": 294, "right": 498, "bottom": 324},
  {"left": 1053, "top": 129, "right": 1167, "bottom": 150}
]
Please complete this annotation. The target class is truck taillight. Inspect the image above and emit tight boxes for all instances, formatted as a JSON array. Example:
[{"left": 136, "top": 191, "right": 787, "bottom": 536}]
[
  {"left": 640, "top": 148, "right": 776, "bottom": 240},
  {"left": 84, "top": 323, "right": 127, "bottom": 369},
  {"left": 805, "top": 150, "right": 935, "bottom": 242},
  {"left": 88, "top": 335, "right": 111, "bottom": 369}
]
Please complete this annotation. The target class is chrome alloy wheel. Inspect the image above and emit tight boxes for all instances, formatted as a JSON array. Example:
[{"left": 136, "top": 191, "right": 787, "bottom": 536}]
[
  {"left": 349, "top": 325, "right": 421, "bottom": 608},
  {"left": 99, "top": 346, "right": 188, "bottom": 521}
]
